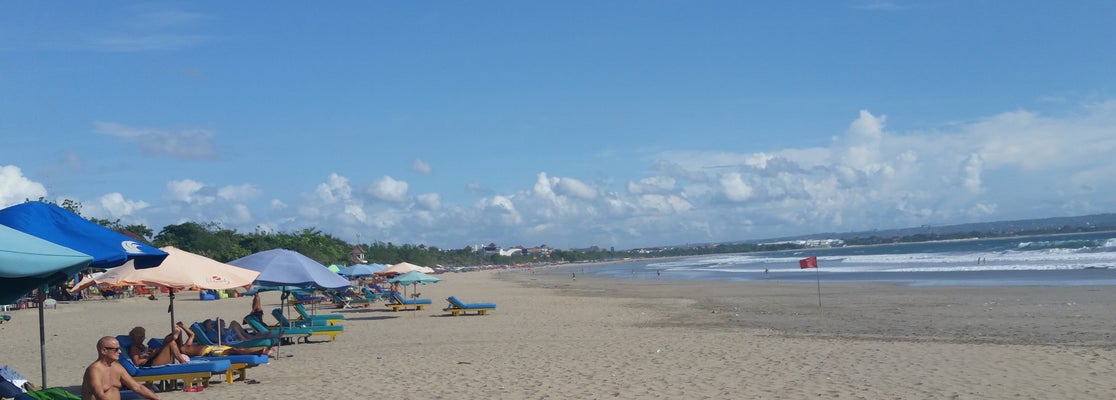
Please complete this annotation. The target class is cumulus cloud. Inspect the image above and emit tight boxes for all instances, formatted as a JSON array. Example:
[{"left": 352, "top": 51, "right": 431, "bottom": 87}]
[
  {"left": 416, "top": 193, "right": 441, "bottom": 210},
  {"left": 50, "top": 102, "right": 1116, "bottom": 250},
  {"left": 94, "top": 121, "right": 219, "bottom": 160},
  {"left": 94, "top": 192, "right": 150, "bottom": 219},
  {"left": 367, "top": 176, "right": 408, "bottom": 202},
  {"left": 315, "top": 173, "right": 352, "bottom": 204},
  {"left": 0, "top": 165, "right": 47, "bottom": 207},
  {"left": 718, "top": 172, "right": 754, "bottom": 202},
  {"left": 627, "top": 176, "right": 676, "bottom": 194},
  {"left": 165, "top": 179, "right": 215, "bottom": 204},
  {"left": 553, "top": 177, "right": 597, "bottom": 200},
  {"left": 412, "top": 158, "right": 433, "bottom": 175}
]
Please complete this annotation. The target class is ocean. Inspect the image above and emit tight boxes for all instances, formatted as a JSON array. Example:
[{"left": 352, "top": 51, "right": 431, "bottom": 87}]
[{"left": 583, "top": 231, "right": 1116, "bottom": 286}]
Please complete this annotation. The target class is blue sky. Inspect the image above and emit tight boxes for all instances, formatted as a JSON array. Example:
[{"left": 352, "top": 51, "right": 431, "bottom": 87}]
[{"left": 2, "top": 1, "right": 1115, "bottom": 250}]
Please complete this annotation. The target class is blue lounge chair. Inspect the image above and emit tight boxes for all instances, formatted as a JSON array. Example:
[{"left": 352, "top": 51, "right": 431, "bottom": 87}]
[
  {"left": 115, "top": 335, "right": 231, "bottom": 391},
  {"left": 154, "top": 335, "right": 270, "bottom": 384},
  {"left": 443, "top": 296, "right": 497, "bottom": 316},
  {"left": 293, "top": 303, "right": 344, "bottom": 326},
  {"left": 385, "top": 291, "right": 432, "bottom": 312},
  {"left": 269, "top": 309, "right": 344, "bottom": 341}
]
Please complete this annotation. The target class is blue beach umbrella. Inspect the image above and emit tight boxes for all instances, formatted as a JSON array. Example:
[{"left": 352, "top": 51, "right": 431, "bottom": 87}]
[
  {"left": 0, "top": 225, "right": 93, "bottom": 305},
  {"left": 0, "top": 202, "right": 168, "bottom": 269},
  {"left": 228, "top": 249, "right": 349, "bottom": 289},
  {"left": 338, "top": 263, "right": 386, "bottom": 278},
  {"left": 0, "top": 224, "right": 94, "bottom": 387}
]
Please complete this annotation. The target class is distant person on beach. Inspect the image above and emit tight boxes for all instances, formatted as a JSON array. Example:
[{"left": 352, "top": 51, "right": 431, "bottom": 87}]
[
  {"left": 243, "top": 293, "right": 264, "bottom": 325},
  {"left": 572, "top": 272, "right": 576, "bottom": 281},
  {"left": 82, "top": 336, "right": 160, "bottom": 400},
  {"left": 202, "top": 319, "right": 270, "bottom": 344}
]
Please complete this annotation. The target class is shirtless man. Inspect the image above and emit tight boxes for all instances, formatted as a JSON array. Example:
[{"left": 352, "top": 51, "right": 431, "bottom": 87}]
[{"left": 81, "top": 336, "right": 159, "bottom": 400}]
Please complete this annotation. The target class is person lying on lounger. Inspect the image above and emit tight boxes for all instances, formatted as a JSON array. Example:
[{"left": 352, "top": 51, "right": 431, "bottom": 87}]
[
  {"left": 127, "top": 326, "right": 189, "bottom": 367},
  {"left": 175, "top": 321, "right": 275, "bottom": 357},
  {"left": 201, "top": 319, "right": 270, "bottom": 344}
]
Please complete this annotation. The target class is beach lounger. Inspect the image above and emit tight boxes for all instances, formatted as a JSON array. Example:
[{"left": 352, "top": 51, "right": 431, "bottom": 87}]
[
  {"left": 293, "top": 303, "right": 344, "bottom": 326},
  {"left": 245, "top": 315, "right": 311, "bottom": 344},
  {"left": 115, "top": 335, "right": 230, "bottom": 391},
  {"left": 189, "top": 322, "right": 278, "bottom": 349},
  {"left": 385, "top": 291, "right": 432, "bottom": 312},
  {"left": 443, "top": 296, "right": 497, "bottom": 316},
  {"left": 269, "top": 309, "right": 344, "bottom": 341},
  {"left": 149, "top": 337, "right": 269, "bottom": 384},
  {"left": 248, "top": 314, "right": 341, "bottom": 343}
]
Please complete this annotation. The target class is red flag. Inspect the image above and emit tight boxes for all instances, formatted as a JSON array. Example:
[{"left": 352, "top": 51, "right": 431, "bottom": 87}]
[{"left": 799, "top": 256, "right": 818, "bottom": 269}]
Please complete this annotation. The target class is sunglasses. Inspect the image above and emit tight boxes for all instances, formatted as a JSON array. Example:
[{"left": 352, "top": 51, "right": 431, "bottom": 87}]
[{"left": 103, "top": 347, "right": 121, "bottom": 352}]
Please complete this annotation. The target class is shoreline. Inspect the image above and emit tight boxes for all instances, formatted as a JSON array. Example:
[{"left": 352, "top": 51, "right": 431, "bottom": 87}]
[{"left": 3, "top": 269, "right": 1114, "bottom": 399}]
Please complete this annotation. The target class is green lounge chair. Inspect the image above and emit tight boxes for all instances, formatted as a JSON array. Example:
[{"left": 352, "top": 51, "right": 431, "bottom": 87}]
[
  {"left": 293, "top": 303, "right": 344, "bottom": 326},
  {"left": 270, "top": 309, "right": 343, "bottom": 341}
]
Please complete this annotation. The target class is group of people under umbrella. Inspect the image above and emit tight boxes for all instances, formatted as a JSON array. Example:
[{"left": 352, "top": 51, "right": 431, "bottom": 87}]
[{"left": 0, "top": 201, "right": 440, "bottom": 396}]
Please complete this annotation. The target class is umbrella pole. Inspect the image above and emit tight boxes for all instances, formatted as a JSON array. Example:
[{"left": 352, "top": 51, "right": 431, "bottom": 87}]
[
  {"left": 168, "top": 289, "right": 176, "bottom": 332},
  {"left": 39, "top": 285, "right": 47, "bottom": 387}
]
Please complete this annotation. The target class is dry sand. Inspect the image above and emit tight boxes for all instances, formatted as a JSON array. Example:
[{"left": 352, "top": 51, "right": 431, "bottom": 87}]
[{"left": 2, "top": 265, "right": 1115, "bottom": 399}]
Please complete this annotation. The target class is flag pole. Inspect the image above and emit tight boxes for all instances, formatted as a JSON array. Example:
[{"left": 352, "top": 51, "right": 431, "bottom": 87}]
[{"left": 814, "top": 265, "right": 822, "bottom": 308}]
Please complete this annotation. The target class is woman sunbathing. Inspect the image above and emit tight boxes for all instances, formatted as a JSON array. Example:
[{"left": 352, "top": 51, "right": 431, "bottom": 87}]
[
  {"left": 127, "top": 326, "right": 189, "bottom": 367},
  {"left": 175, "top": 321, "right": 275, "bottom": 357},
  {"left": 201, "top": 319, "right": 271, "bottom": 344}
]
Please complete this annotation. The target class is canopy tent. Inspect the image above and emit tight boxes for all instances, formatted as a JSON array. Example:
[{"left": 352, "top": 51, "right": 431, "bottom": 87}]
[
  {"left": 326, "top": 264, "right": 341, "bottom": 273},
  {"left": 0, "top": 202, "right": 168, "bottom": 269},
  {"left": 71, "top": 247, "right": 261, "bottom": 329}
]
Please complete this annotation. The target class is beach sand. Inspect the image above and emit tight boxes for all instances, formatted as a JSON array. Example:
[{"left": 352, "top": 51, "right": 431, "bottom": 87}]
[{"left": 2, "top": 266, "right": 1115, "bottom": 399}]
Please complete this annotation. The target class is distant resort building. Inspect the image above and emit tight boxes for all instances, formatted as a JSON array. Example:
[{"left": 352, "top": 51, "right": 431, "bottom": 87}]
[
  {"left": 349, "top": 245, "right": 366, "bottom": 264},
  {"left": 762, "top": 239, "right": 845, "bottom": 248},
  {"left": 471, "top": 243, "right": 549, "bottom": 258}
]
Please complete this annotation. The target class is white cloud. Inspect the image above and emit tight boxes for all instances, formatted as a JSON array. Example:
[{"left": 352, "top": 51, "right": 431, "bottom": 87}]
[
  {"left": 95, "top": 192, "right": 149, "bottom": 219},
  {"left": 553, "top": 177, "right": 597, "bottom": 200},
  {"left": 165, "top": 179, "right": 215, "bottom": 204},
  {"left": 218, "top": 184, "right": 261, "bottom": 201},
  {"left": 627, "top": 176, "right": 676, "bottom": 194},
  {"left": 416, "top": 193, "right": 441, "bottom": 210},
  {"left": 52, "top": 102, "right": 1116, "bottom": 250},
  {"left": 0, "top": 166, "right": 47, "bottom": 208},
  {"left": 718, "top": 172, "right": 754, "bottom": 202},
  {"left": 315, "top": 173, "right": 352, "bottom": 204},
  {"left": 94, "top": 121, "right": 219, "bottom": 160},
  {"left": 367, "top": 176, "right": 409, "bottom": 202},
  {"left": 412, "top": 158, "right": 433, "bottom": 175}
]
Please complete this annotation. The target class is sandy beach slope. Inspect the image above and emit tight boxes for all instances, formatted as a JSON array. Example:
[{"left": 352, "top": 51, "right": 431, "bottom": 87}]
[{"left": 2, "top": 266, "right": 1114, "bottom": 399}]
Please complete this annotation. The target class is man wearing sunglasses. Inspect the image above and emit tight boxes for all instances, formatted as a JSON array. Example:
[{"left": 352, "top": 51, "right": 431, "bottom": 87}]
[{"left": 81, "top": 336, "right": 159, "bottom": 400}]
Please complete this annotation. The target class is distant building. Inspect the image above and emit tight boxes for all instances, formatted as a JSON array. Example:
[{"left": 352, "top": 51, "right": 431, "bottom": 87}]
[{"left": 349, "top": 245, "right": 366, "bottom": 264}]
